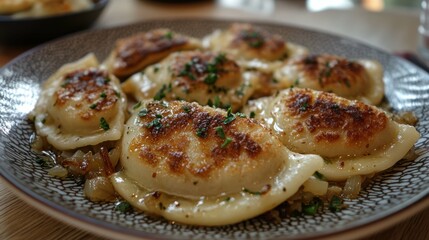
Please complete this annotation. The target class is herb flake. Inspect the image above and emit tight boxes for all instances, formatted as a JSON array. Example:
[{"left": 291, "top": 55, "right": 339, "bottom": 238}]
[
  {"left": 115, "top": 201, "right": 133, "bottom": 213},
  {"left": 215, "top": 126, "right": 225, "bottom": 139},
  {"left": 138, "top": 108, "right": 148, "bottom": 117},
  {"left": 154, "top": 84, "right": 171, "bottom": 101},
  {"left": 329, "top": 195, "right": 344, "bottom": 213},
  {"left": 221, "top": 137, "right": 233, "bottom": 148},
  {"left": 100, "top": 117, "right": 110, "bottom": 131},
  {"left": 146, "top": 115, "right": 162, "bottom": 130},
  {"left": 302, "top": 197, "right": 323, "bottom": 215},
  {"left": 242, "top": 188, "right": 261, "bottom": 195},
  {"left": 132, "top": 101, "right": 142, "bottom": 110},
  {"left": 223, "top": 107, "right": 236, "bottom": 125},
  {"left": 164, "top": 31, "right": 173, "bottom": 40},
  {"left": 182, "top": 105, "right": 191, "bottom": 113},
  {"left": 314, "top": 171, "right": 325, "bottom": 180},
  {"left": 249, "top": 111, "right": 256, "bottom": 118},
  {"left": 196, "top": 127, "right": 208, "bottom": 138},
  {"left": 89, "top": 103, "right": 97, "bottom": 109}
]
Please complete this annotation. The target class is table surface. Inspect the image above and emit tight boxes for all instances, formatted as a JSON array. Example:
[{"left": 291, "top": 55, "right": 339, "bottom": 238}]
[{"left": 0, "top": 0, "right": 428, "bottom": 239}]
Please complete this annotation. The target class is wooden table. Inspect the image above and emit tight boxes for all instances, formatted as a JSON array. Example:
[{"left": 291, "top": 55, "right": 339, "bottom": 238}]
[{"left": 1, "top": 0, "right": 428, "bottom": 239}]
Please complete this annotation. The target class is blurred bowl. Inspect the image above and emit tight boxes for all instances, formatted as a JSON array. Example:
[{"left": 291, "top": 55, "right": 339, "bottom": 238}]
[{"left": 0, "top": 0, "right": 109, "bottom": 43}]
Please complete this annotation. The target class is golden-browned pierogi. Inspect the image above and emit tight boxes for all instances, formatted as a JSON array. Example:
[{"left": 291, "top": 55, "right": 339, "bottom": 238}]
[
  {"left": 30, "top": 54, "right": 127, "bottom": 150},
  {"left": 105, "top": 29, "right": 202, "bottom": 78},
  {"left": 111, "top": 100, "right": 323, "bottom": 226},
  {"left": 273, "top": 54, "right": 384, "bottom": 105},
  {"left": 122, "top": 50, "right": 259, "bottom": 111},
  {"left": 244, "top": 88, "right": 419, "bottom": 181},
  {"left": 204, "top": 23, "right": 307, "bottom": 62}
]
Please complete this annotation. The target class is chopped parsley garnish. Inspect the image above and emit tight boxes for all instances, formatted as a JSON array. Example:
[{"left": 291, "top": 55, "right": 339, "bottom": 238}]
[
  {"left": 104, "top": 77, "right": 111, "bottom": 84},
  {"left": 204, "top": 73, "right": 217, "bottom": 85},
  {"left": 236, "top": 112, "right": 246, "bottom": 118},
  {"left": 196, "top": 127, "right": 208, "bottom": 138},
  {"left": 213, "top": 96, "right": 221, "bottom": 108},
  {"left": 154, "top": 66, "right": 159, "bottom": 73},
  {"left": 235, "top": 83, "right": 248, "bottom": 96},
  {"left": 35, "top": 157, "right": 47, "bottom": 167},
  {"left": 324, "top": 62, "right": 332, "bottom": 78},
  {"left": 207, "top": 99, "right": 213, "bottom": 107},
  {"left": 138, "top": 108, "right": 148, "bottom": 117},
  {"left": 214, "top": 53, "right": 226, "bottom": 65},
  {"left": 100, "top": 117, "right": 110, "bottom": 131},
  {"left": 146, "top": 115, "right": 162, "bottom": 130},
  {"left": 114, "top": 90, "right": 121, "bottom": 98},
  {"left": 241, "top": 30, "right": 265, "bottom": 48},
  {"left": 313, "top": 171, "right": 325, "bottom": 180},
  {"left": 223, "top": 107, "right": 236, "bottom": 124},
  {"left": 223, "top": 197, "right": 231, "bottom": 202},
  {"left": 302, "top": 197, "right": 323, "bottom": 215},
  {"left": 221, "top": 137, "right": 233, "bottom": 148},
  {"left": 300, "top": 102, "right": 309, "bottom": 112},
  {"left": 178, "top": 62, "right": 196, "bottom": 80},
  {"left": 154, "top": 83, "right": 172, "bottom": 100},
  {"left": 215, "top": 126, "right": 225, "bottom": 139},
  {"left": 272, "top": 78, "right": 279, "bottom": 83},
  {"left": 249, "top": 111, "right": 256, "bottom": 118},
  {"left": 164, "top": 31, "right": 173, "bottom": 40},
  {"left": 331, "top": 104, "right": 340, "bottom": 111},
  {"left": 160, "top": 101, "right": 169, "bottom": 108},
  {"left": 329, "top": 195, "right": 344, "bottom": 213},
  {"left": 294, "top": 78, "right": 300, "bottom": 86},
  {"left": 249, "top": 40, "right": 263, "bottom": 48},
  {"left": 132, "top": 101, "right": 142, "bottom": 110},
  {"left": 182, "top": 105, "right": 191, "bottom": 113},
  {"left": 89, "top": 103, "right": 97, "bottom": 109},
  {"left": 100, "top": 92, "right": 107, "bottom": 98},
  {"left": 115, "top": 201, "right": 133, "bottom": 213},
  {"left": 242, "top": 188, "right": 261, "bottom": 195}
]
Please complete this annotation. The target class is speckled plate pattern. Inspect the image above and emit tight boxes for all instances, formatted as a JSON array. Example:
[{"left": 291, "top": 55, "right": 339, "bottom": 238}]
[{"left": 1, "top": 19, "right": 429, "bottom": 240}]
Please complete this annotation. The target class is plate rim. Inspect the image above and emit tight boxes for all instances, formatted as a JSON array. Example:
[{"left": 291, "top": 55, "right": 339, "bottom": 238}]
[
  {"left": 0, "top": 18, "right": 428, "bottom": 240},
  {"left": 0, "top": 0, "right": 109, "bottom": 22}
]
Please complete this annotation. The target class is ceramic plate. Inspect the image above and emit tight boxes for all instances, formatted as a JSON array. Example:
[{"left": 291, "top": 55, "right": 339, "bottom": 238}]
[
  {"left": 1, "top": 19, "right": 429, "bottom": 240},
  {"left": 0, "top": 0, "right": 109, "bottom": 43}
]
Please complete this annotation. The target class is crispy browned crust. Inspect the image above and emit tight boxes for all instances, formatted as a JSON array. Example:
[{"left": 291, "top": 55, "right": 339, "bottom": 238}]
[
  {"left": 170, "top": 51, "right": 241, "bottom": 93},
  {"left": 113, "top": 29, "right": 192, "bottom": 77},
  {"left": 229, "top": 23, "right": 286, "bottom": 61},
  {"left": 283, "top": 88, "right": 388, "bottom": 145},
  {"left": 294, "top": 54, "right": 368, "bottom": 88},
  {"left": 54, "top": 69, "right": 118, "bottom": 120},
  {"left": 129, "top": 101, "right": 262, "bottom": 178}
]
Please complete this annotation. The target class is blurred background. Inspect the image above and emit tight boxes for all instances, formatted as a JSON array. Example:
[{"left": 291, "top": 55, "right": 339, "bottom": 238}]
[{"left": 0, "top": 0, "right": 423, "bottom": 68}]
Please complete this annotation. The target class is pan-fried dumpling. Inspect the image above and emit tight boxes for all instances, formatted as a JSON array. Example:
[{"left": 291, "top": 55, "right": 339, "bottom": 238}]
[
  {"left": 272, "top": 54, "right": 384, "bottom": 105},
  {"left": 243, "top": 88, "right": 419, "bottom": 181},
  {"left": 104, "top": 29, "right": 202, "bottom": 78},
  {"left": 111, "top": 100, "right": 323, "bottom": 226},
  {"left": 203, "top": 23, "right": 307, "bottom": 62},
  {"left": 122, "top": 50, "right": 259, "bottom": 111},
  {"left": 30, "top": 54, "right": 127, "bottom": 150}
]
